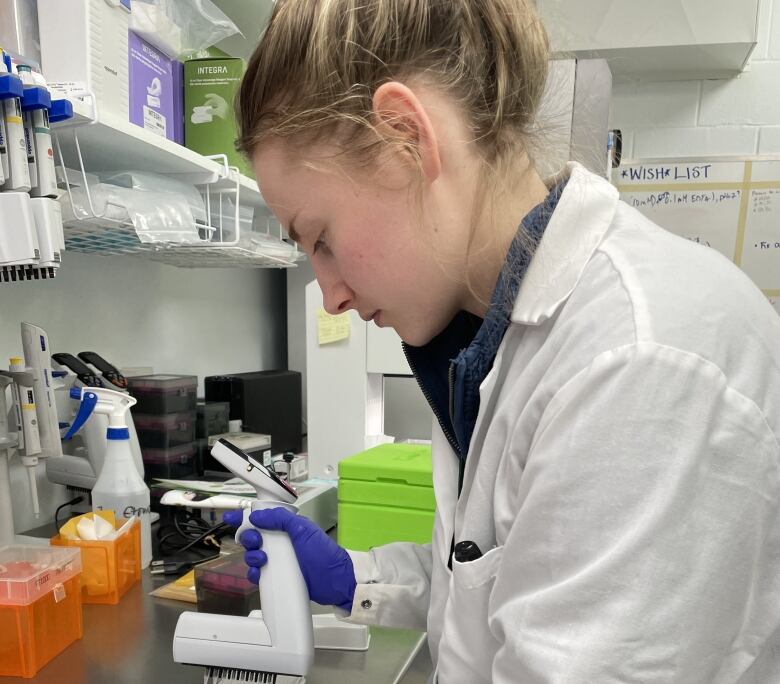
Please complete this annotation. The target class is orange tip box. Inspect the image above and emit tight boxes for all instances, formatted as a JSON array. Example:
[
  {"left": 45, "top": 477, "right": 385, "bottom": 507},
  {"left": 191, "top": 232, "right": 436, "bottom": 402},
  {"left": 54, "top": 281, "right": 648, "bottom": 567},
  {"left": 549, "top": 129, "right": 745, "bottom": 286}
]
[
  {"left": 0, "top": 545, "right": 83, "bottom": 679},
  {"left": 51, "top": 514, "right": 141, "bottom": 605}
]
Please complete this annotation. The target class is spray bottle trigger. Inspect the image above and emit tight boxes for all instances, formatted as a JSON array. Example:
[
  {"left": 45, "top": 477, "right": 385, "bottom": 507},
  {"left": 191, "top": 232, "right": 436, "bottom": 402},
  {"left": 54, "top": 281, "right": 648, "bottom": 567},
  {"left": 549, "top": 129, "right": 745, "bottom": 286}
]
[{"left": 62, "top": 389, "right": 97, "bottom": 440}]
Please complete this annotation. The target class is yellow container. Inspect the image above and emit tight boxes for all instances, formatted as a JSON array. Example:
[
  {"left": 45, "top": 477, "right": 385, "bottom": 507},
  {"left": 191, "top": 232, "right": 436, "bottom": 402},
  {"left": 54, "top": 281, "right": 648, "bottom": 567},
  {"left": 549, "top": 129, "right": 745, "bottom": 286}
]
[
  {"left": 51, "top": 513, "right": 141, "bottom": 605},
  {"left": 0, "top": 545, "right": 83, "bottom": 679}
]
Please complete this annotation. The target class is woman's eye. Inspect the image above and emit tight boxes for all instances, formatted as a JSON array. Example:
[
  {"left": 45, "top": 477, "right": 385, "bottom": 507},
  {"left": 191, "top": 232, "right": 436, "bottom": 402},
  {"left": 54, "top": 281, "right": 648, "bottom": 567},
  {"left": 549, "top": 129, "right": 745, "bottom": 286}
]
[{"left": 312, "top": 237, "right": 329, "bottom": 256}]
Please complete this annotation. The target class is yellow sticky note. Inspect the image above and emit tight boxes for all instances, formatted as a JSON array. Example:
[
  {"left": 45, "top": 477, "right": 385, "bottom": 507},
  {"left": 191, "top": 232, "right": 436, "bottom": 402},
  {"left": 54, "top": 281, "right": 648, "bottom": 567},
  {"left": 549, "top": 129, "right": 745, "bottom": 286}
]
[{"left": 317, "top": 308, "right": 350, "bottom": 345}]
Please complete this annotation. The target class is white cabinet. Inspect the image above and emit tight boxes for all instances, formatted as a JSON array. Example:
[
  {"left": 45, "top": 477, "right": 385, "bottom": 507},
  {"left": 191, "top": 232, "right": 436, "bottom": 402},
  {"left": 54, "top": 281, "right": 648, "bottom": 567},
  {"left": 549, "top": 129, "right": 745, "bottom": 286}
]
[{"left": 537, "top": 0, "right": 760, "bottom": 82}]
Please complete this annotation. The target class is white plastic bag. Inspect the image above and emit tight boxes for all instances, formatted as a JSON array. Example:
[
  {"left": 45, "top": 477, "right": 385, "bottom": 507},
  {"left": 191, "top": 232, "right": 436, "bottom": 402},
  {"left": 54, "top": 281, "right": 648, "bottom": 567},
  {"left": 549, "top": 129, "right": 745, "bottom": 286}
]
[
  {"left": 100, "top": 171, "right": 208, "bottom": 227},
  {"left": 62, "top": 172, "right": 205, "bottom": 244},
  {"left": 130, "top": 0, "right": 242, "bottom": 59}
]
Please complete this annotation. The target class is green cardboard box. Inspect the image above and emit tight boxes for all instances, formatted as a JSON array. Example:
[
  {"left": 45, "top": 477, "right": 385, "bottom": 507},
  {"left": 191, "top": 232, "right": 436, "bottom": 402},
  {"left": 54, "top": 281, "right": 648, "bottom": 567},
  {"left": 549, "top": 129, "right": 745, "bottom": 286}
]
[{"left": 183, "top": 54, "right": 252, "bottom": 177}]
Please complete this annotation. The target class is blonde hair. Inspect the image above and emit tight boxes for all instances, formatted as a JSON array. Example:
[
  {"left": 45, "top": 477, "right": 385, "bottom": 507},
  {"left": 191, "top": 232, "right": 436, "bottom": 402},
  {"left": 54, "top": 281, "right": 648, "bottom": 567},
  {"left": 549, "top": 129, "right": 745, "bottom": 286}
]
[
  {"left": 238, "top": 0, "right": 551, "bottom": 311},
  {"left": 237, "top": 0, "right": 550, "bottom": 172}
]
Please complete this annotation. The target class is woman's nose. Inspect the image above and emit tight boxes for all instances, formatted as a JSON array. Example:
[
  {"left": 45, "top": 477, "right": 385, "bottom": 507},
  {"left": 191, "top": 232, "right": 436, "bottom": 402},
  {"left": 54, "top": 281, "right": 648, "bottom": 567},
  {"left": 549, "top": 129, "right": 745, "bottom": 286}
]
[
  {"left": 320, "top": 279, "right": 355, "bottom": 315},
  {"left": 313, "top": 259, "right": 356, "bottom": 315}
]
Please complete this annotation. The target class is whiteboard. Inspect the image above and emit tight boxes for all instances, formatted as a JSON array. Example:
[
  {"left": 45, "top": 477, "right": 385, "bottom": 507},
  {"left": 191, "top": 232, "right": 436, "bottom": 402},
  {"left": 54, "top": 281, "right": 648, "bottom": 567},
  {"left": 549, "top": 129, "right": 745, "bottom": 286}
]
[{"left": 616, "top": 159, "right": 780, "bottom": 312}]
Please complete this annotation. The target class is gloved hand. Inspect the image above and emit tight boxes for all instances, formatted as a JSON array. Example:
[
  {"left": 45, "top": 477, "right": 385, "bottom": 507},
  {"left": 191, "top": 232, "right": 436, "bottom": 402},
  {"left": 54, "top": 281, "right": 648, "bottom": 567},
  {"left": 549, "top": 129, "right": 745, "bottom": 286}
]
[{"left": 223, "top": 507, "right": 357, "bottom": 612}]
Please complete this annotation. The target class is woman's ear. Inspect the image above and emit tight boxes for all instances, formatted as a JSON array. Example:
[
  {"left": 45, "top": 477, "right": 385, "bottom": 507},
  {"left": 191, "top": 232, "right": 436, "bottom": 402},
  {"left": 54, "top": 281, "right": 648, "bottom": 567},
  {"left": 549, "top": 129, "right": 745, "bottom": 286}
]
[{"left": 372, "top": 81, "right": 442, "bottom": 183}]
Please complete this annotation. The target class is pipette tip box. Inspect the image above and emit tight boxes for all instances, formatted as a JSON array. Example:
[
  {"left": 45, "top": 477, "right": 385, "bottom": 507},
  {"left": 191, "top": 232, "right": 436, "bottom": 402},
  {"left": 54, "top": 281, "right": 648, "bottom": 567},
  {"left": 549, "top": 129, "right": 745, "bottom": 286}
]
[
  {"left": 194, "top": 552, "right": 259, "bottom": 617},
  {"left": 134, "top": 410, "right": 196, "bottom": 449},
  {"left": 51, "top": 517, "right": 141, "bottom": 605},
  {"left": 0, "top": 545, "right": 83, "bottom": 678},
  {"left": 127, "top": 374, "right": 197, "bottom": 414},
  {"left": 141, "top": 442, "right": 196, "bottom": 479}
]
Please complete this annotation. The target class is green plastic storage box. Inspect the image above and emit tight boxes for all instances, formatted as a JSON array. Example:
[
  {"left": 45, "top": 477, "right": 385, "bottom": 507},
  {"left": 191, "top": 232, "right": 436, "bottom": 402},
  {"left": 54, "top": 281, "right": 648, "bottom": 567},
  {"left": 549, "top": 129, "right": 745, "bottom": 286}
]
[{"left": 337, "top": 443, "right": 435, "bottom": 551}]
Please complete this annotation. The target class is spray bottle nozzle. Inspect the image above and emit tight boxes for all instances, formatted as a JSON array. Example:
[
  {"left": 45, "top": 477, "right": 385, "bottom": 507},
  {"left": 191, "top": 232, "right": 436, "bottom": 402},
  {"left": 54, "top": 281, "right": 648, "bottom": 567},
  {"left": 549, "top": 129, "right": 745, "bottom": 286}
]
[{"left": 64, "top": 386, "right": 136, "bottom": 440}]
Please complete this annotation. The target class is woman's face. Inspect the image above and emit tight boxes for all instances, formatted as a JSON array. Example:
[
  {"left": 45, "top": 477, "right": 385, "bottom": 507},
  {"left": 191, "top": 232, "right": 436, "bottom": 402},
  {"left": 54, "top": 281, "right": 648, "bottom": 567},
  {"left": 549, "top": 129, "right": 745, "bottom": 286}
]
[{"left": 252, "top": 140, "right": 466, "bottom": 346}]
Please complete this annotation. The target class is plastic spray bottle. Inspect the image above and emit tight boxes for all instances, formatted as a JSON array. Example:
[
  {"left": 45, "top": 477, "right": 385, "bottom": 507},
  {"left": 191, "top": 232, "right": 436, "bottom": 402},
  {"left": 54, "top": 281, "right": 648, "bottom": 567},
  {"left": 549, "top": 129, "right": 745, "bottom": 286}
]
[{"left": 64, "top": 386, "right": 152, "bottom": 568}]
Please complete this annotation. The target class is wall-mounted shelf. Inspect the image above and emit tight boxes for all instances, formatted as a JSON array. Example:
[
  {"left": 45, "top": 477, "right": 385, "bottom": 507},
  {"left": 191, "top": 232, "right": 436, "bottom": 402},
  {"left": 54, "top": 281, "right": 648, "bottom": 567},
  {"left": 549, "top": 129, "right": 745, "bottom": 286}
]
[
  {"left": 51, "top": 96, "right": 302, "bottom": 269},
  {"left": 53, "top": 97, "right": 263, "bottom": 207},
  {"left": 537, "top": 0, "right": 760, "bottom": 82},
  {"left": 147, "top": 239, "right": 299, "bottom": 269}
]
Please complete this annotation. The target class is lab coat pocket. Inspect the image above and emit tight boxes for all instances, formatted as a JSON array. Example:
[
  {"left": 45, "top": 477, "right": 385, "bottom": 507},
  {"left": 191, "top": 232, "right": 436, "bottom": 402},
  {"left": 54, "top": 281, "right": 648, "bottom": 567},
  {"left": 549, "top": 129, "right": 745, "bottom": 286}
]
[{"left": 436, "top": 545, "right": 504, "bottom": 684}]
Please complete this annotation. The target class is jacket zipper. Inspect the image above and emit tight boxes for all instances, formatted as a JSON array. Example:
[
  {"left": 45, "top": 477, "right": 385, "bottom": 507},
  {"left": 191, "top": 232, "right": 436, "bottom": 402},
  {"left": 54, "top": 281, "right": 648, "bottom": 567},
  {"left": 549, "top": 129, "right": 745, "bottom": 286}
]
[
  {"left": 402, "top": 344, "right": 460, "bottom": 458},
  {"left": 403, "top": 344, "right": 466, "bottom": 572},
  {"left": 447, "top": 363, "right": 457, "bottom": 430}
]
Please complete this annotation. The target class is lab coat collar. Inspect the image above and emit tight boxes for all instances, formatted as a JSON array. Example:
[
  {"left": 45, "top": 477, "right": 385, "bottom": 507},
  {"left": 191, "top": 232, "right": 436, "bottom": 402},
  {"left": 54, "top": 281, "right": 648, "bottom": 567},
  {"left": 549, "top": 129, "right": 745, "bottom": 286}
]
[{"left": 511, "top": 162, "right": 619, "bottom": 325}]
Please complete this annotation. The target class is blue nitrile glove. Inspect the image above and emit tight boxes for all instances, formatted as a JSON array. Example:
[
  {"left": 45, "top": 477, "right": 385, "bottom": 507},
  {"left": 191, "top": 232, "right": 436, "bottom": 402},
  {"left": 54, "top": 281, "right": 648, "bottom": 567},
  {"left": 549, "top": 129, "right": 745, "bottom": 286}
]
[{"left": 223, "top": 507, "right": 357, "bottom": 612}]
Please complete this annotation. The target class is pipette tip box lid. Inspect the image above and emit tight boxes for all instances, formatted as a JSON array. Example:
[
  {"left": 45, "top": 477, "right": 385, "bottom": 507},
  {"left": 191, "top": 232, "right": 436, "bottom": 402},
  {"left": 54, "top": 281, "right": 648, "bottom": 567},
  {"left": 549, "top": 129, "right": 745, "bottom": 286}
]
[
  {"left": 127, "top": 374, "right": 198, "bottom": 414},
  {"left": 337, "top": 443, "right": 435, "bottom": 551}
]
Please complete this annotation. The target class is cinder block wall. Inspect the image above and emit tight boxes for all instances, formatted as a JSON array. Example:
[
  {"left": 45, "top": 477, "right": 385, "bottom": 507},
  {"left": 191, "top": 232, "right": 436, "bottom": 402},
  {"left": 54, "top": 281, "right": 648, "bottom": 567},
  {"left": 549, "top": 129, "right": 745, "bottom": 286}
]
[{"left": 611, "top": 0, "right": 780, "bottom": 159}]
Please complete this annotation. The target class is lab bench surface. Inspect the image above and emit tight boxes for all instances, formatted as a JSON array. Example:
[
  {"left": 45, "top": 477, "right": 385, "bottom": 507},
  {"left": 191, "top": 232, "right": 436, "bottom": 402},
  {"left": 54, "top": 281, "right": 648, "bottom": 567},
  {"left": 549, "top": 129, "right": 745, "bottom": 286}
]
[{"left": 5, "top": 569, "right": 432, "bottom": 684}]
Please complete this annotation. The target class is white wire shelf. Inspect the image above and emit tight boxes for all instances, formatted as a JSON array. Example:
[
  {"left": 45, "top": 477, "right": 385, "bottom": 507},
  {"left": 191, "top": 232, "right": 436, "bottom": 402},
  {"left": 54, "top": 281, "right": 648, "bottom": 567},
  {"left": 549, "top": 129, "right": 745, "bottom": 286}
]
[
  {"left": 147, "top": 241, "right": 300, "bottom": 268},
  {"left": 52, "top": 93, "right": 302, "bottom": 268},
  {"left": 62, "top": 217, "right": 153, "bottom": 256},
  {"left": 60, "top": 212, "right": 301, "bottom": 268}
]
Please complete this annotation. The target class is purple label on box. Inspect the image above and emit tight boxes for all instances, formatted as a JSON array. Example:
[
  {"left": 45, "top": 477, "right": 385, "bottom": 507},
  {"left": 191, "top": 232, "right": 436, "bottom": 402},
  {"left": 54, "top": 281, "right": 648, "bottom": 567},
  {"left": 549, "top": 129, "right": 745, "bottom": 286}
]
[
  {"left": 171, "top": 61, "right": 184, "bottom": 145},
  {"left": 128, "top": 31, "right": 183, "bottom": 144}
]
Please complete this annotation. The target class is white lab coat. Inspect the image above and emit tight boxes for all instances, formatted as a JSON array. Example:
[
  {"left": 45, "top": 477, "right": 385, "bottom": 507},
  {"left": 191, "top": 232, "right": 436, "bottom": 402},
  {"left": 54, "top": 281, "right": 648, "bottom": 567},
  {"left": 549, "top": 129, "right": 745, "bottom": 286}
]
[{"left": 342, "top": 162, "right": 780, "bottom": 683}]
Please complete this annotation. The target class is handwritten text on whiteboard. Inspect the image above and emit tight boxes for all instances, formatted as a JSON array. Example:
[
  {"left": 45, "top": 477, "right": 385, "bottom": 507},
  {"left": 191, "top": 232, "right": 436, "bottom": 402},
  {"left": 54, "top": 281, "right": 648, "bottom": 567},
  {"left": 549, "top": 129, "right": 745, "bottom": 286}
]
[{"left": 619, "top": 164, "right": 713, "bottom": 182}]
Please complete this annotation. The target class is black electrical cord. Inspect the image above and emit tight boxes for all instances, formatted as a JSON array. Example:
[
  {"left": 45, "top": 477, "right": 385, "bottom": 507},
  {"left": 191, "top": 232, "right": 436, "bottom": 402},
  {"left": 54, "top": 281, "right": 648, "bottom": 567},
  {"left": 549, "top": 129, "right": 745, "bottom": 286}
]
[
  {"left": 149, "top": 557, "right": 219, "bottom": 575},
  {"left": 54, "top": 495, "right": 85, "bottom": 532},
  {"left": 155, "top": 508, "right": 232, "bottom": 558}
]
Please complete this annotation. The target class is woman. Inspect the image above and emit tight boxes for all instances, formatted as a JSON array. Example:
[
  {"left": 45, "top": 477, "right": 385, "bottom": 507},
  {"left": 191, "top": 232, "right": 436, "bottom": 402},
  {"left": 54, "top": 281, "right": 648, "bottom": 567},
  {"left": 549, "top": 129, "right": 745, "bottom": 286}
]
[{"left": 224, "top": 1, "right": 780, "bottom": 681}]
